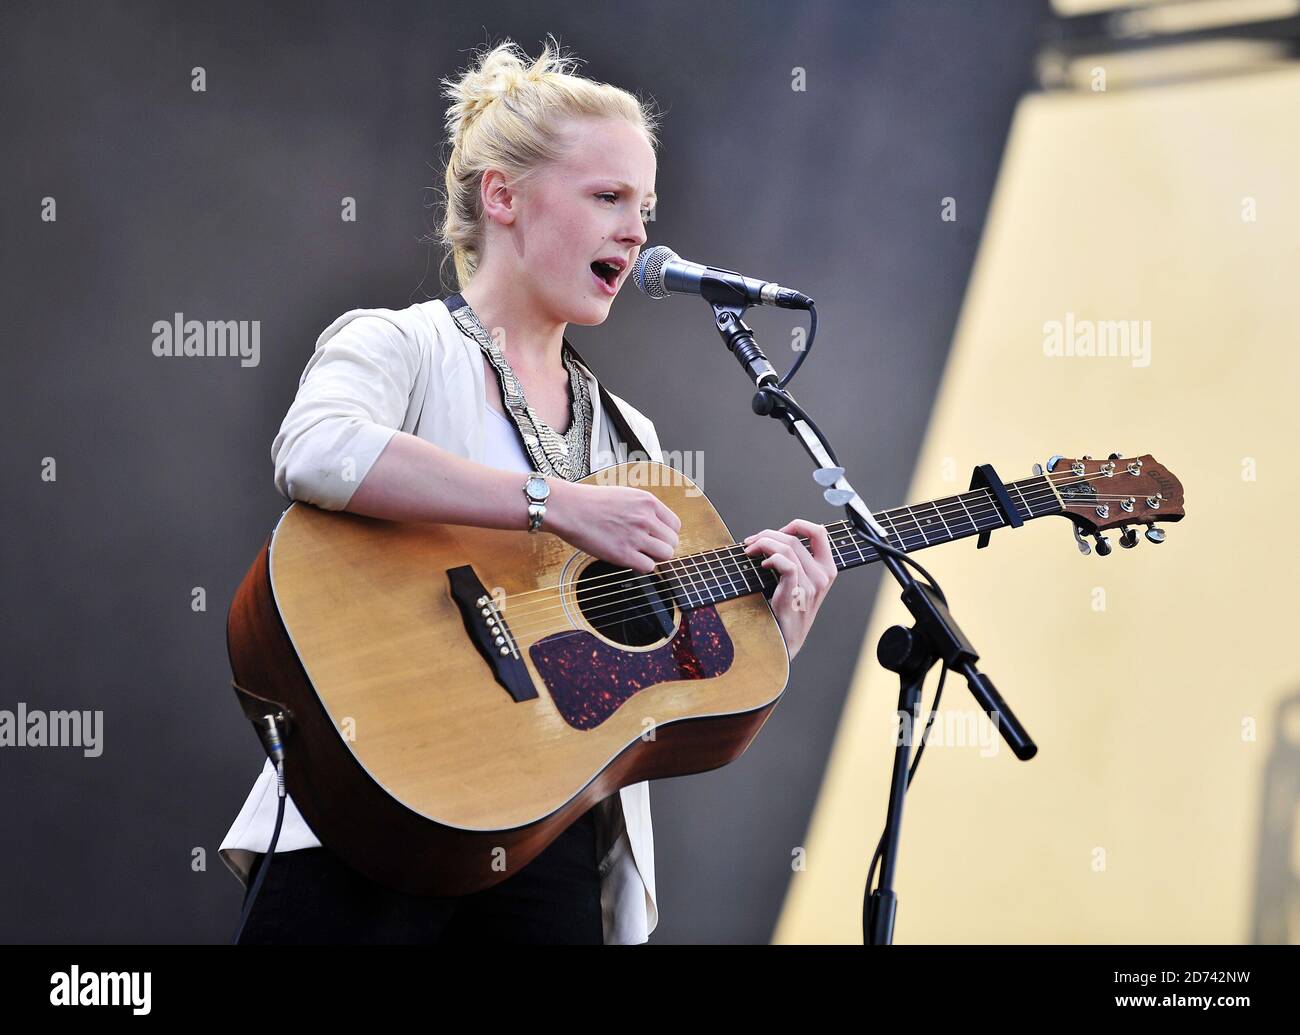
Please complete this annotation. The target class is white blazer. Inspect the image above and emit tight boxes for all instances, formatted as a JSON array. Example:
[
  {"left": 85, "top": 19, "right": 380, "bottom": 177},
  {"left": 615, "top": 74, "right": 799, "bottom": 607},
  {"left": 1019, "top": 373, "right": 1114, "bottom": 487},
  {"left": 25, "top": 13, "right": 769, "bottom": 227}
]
[{"left": 219, "top": 297, "right": 663, "bottom": 944}]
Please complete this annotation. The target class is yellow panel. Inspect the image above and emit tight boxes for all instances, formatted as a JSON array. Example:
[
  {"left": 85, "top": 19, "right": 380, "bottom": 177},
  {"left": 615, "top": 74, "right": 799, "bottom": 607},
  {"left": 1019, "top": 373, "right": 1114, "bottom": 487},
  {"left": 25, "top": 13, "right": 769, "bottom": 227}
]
[{"left": 776, "top": 67, "right": 1300, "bottom": 943}]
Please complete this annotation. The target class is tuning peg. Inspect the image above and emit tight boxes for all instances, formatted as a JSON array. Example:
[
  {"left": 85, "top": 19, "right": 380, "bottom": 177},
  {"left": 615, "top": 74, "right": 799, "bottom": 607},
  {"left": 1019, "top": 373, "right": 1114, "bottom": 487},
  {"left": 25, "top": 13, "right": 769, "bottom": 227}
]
[
  {"left": 1093, "top": 534, "right": 1112, "bottom": 556},
  {"left": 1119, "top": 525, "right": 1139, "bottom": 549},
  {"left": 1032, "top": 463, "right": 1044, "bottom": 477},
  {"left": 1144, "top": 526, "right": 1166, "bottom": 544},
  {"left": 814, "top": 465, "right": 845, "bottom": 487},
  {"left": 1108, "top": 452, "right": 1123, "bottom": 460},
  {"left": 1046, "top": 455, "right": 1065, "bottom": 472},
  {"left": 1071, "top": 525, "right": 1092, "bottom": 556}
]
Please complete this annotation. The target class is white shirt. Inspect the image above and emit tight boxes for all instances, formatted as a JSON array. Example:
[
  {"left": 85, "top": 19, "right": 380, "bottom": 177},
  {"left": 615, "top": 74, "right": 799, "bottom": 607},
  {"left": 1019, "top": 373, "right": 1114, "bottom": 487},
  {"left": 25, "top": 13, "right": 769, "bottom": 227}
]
[{"left": 219, "top": 297, "right": 664, "bottom": 944}]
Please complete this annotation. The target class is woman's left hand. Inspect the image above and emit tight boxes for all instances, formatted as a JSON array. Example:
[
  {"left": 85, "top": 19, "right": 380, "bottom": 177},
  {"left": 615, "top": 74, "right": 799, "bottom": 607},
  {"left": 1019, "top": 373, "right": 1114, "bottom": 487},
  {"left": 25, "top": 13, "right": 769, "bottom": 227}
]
[{"left": 741, "top": 519, "right": 838, "bottom": 661}]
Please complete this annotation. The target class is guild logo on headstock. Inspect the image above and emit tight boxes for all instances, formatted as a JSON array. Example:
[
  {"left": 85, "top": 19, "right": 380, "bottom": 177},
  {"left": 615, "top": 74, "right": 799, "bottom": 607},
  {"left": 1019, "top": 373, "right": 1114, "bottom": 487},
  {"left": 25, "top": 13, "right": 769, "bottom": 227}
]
[{"left": 1149, "top": 471, "right": 1177, "bottom": 497}]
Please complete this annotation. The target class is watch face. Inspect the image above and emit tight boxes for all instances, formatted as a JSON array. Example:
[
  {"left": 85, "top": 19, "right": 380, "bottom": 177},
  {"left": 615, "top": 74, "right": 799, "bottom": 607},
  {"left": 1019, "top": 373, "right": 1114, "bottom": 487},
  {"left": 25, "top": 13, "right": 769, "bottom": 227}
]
[{"left": 526, "top": 474, "right": 549, "bottom": 500}]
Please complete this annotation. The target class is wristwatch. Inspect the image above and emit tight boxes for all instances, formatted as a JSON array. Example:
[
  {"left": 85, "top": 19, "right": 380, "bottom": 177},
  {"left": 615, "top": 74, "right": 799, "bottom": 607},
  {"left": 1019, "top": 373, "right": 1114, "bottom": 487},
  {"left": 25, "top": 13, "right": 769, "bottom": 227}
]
[{"left": 523, "top": 472, "right": 550, "bottom": 533}]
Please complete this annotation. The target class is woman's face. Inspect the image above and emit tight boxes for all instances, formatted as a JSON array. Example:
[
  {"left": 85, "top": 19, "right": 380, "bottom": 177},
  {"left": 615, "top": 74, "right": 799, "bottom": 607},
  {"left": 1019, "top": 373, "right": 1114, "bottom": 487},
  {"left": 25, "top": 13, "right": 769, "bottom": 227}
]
[{"left": 512, "top": 116, "right": 657, "bottom": 326}]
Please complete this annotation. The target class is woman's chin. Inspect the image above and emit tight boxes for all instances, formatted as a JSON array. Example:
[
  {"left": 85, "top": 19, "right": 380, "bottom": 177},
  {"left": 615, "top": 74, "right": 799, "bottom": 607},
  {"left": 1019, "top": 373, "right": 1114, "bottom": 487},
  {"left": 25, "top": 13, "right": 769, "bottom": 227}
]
[{"left": 568, "top": 299, "right": 614, "bottom": 326}]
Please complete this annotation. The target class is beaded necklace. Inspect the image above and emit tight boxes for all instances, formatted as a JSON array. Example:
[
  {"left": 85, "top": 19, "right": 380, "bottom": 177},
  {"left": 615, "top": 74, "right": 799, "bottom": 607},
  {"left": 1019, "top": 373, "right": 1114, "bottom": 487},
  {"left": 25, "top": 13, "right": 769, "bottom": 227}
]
[{"left": 446, "top": 296, "right": 593, "bottom": 481}]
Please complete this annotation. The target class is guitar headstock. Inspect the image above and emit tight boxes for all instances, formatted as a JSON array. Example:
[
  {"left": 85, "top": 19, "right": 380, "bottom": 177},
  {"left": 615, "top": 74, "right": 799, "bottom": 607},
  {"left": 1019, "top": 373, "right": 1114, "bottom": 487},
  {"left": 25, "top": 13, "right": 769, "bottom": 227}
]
[{"left": 1039, "top": 453, "right": 1184, "bottom": 556}]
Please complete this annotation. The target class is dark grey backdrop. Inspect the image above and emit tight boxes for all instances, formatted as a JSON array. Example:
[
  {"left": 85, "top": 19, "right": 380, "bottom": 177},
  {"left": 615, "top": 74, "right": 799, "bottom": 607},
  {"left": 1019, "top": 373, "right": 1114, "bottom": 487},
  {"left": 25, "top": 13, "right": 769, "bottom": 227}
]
[{"left": 1, "top": 0, "right": 1042, "bottom": 943}]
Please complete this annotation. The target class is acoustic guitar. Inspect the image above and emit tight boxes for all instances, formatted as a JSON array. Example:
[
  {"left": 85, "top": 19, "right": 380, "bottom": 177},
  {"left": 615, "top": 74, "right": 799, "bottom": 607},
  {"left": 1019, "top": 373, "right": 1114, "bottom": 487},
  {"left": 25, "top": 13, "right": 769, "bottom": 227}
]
[{"left": 226, "top": 452, "right": 1184, "bottom": 895}]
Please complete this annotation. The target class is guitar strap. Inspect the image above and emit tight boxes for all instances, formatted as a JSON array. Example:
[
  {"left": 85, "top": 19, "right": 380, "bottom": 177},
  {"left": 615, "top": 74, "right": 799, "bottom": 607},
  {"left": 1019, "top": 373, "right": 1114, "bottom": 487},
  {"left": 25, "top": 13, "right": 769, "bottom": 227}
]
[
  {"left": 440, "top": 292, "right": 650, "bottom": 464},
  {"left": 560, "top": 337, "right": 650, "bottom": 462}
]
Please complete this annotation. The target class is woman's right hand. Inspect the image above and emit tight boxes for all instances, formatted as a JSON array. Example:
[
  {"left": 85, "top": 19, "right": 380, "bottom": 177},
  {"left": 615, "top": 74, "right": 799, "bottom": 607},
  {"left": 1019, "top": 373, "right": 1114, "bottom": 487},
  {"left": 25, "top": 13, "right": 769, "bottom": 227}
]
[{"left": 547, "top": 480, "right": 681, "bottom": 574}]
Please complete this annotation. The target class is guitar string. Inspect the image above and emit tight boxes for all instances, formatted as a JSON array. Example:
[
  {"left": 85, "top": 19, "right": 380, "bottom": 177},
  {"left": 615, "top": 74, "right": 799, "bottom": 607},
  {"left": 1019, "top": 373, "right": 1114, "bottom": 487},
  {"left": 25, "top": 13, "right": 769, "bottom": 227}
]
[
  {"left": 495, "top": 468, "right": 1154, "bottom": 623},
  {"left": 498, "top": 473, "right": 1157, "bottom": 637},
  {"left": 497, "top": 483, "right": 1051, "bottom": 623},
  {"left": 502, "top": 489, "right": 1047, "bottom": 621},
  {"left": 494, "top": 472, "right": 1160, "bottom": 634},
  {"left": 502, "top": 507, "right": 1161, "bottom": 643},
  {"left": 495, "top": 465, "right": 1156, "bottom": 608},
  {"left": 505, "top": 505, "right": 1052, "bottom": 644},
  {"left": 499, "top": 497, "right": 1051, "bottom": 638},
  {"left": 495, "top": 469, "right": 1098, "bottom": 611}
]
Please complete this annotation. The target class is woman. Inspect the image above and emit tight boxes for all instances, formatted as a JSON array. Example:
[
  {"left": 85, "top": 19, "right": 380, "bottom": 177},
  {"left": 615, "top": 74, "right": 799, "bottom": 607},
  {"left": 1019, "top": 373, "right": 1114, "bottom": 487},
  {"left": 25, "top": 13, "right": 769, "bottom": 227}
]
[{"left": 220, "top": 36, "right": 837, "bottom": 945}]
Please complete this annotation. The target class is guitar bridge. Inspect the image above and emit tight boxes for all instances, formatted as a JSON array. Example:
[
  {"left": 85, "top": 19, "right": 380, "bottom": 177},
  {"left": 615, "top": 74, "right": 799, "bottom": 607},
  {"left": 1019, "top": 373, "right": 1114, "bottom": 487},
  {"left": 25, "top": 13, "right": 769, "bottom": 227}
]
[{"left": 446, "top": 565, "right": 538, "bottom": 703}]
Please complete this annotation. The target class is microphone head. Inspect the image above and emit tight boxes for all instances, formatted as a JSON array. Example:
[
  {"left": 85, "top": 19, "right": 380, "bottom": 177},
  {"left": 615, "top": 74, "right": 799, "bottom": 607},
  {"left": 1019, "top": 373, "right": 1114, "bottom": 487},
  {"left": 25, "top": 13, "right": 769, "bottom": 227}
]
[{"left": 633, "top": 245, "right": 677, "bottom": 299}]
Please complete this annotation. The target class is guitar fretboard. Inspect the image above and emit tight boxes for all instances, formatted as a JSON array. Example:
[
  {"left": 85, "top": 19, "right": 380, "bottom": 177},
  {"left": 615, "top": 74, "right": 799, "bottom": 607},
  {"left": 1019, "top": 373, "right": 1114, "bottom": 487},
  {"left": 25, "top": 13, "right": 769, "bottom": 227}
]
[{"left": 656, "top": 475, "right": 1063, "bottom": 609}]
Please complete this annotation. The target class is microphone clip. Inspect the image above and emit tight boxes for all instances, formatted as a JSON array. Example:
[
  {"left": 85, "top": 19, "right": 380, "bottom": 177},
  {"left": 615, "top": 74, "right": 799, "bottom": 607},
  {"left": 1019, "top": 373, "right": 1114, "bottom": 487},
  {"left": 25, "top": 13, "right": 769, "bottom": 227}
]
[{"left": 712, "top": 303, "right": 779, "bottom": 388}]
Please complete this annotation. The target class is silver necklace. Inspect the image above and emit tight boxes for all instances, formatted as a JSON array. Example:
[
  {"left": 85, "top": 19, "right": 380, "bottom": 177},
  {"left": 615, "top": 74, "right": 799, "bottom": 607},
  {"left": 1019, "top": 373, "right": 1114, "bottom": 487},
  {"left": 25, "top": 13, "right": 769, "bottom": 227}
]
[{"left": 448, "top": 300, "right": 592, "bottom": 481}]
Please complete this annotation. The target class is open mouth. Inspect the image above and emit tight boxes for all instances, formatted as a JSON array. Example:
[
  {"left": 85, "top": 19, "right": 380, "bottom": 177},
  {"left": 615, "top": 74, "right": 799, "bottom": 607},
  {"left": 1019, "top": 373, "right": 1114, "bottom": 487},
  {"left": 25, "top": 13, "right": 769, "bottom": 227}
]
[{"left": 590, "top": 259, "right": 624, "bottom": 294}]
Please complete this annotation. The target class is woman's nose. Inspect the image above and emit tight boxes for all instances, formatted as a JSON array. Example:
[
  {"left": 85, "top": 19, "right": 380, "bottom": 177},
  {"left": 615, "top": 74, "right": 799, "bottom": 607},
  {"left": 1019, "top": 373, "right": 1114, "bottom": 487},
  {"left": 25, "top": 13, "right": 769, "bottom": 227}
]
[{"left": 622, "top": 220, "right": 647, "bottom": 248}]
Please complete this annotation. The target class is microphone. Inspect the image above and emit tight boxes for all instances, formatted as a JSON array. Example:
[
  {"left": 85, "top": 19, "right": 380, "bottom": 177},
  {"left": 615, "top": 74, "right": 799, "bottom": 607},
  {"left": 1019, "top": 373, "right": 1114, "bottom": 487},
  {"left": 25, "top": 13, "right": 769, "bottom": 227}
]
[{"left": 633, "top": 246, "right": 815, "bottom": 310}]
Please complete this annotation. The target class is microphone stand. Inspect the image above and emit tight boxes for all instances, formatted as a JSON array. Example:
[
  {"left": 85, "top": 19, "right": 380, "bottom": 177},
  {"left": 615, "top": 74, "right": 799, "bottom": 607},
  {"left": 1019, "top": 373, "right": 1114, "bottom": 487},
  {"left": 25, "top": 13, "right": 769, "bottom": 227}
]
[{"left": 699, "top": 278, "right": 1037, "bottom": 945}]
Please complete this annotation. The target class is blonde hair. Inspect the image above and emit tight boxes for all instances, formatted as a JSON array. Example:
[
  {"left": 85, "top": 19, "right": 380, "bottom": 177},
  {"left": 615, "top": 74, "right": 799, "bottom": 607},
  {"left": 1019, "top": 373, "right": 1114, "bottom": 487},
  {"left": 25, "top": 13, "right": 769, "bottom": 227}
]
[{"left": 434, "top": 35, "right": 661, "bottom": 290}]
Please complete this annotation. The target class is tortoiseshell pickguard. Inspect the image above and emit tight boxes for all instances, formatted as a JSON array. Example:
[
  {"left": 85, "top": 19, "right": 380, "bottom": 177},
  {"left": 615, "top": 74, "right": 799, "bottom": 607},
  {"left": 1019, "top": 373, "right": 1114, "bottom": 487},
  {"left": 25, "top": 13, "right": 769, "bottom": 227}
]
[{"left": 528, "top": 606, "right": 734, "bottom": 730}]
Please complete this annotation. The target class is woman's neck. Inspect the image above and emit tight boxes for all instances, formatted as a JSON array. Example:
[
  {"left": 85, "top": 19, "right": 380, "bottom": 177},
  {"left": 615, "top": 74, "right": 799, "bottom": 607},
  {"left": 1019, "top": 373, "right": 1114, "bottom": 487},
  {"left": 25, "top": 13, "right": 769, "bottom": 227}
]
[{"left": 459, "top": 274, "right": 567, "bottom": 375}]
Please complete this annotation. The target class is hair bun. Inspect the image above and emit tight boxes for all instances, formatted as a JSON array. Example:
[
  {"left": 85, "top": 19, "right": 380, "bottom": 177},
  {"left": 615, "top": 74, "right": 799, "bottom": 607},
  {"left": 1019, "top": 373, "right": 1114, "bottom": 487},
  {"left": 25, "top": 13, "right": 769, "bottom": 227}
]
[{"left": 441, "top": 36, "right": 577, "bottom": 145}]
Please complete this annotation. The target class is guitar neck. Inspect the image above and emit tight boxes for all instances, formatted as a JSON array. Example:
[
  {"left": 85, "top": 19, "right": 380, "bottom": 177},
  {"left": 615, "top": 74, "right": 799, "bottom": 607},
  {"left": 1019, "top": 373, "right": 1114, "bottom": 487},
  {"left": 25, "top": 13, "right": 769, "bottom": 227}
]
[{"left": 658, "top": 475, "right": 1064, "bottom": 609}]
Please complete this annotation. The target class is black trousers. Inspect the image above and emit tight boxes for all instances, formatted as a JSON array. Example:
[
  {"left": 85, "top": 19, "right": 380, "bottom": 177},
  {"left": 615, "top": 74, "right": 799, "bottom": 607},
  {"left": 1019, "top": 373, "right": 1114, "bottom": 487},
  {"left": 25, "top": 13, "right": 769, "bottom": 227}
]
[{"left": 237, "top": 807, "right": 603, "bottom": 945}]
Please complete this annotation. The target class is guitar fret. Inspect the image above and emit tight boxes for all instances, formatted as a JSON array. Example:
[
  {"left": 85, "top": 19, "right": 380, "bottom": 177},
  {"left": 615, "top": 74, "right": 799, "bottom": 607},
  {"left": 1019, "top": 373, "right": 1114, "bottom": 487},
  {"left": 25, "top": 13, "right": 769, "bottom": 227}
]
[
  {"left": 909, "top": 501, "right": 947, "bottom": 545},
  {"left": 685, "top": 553, "right": 708, "bottom": 607},
  {"left": 954, "top": 493, "right": 978, "bottom": 534},
  {"left": 709, "top": 547, "right": 741, "bottom": 600},
  {"left": 851, "top": 523, "right": 868, "bottom": 564},
  {"left": 926, "top": 499, "right": 954, "bottom": 540},
  {"left": 675, "top": 556, "right": 700, "bottom": 608},
  {"left": 889, "top": 504, "right": 920, "bottom": 546},
  {"left": 1011, "top": 481, "right": 1041, "bottom": 518},
  {"left": 932, "top": 495, "right": 970, "bottom": 539},
  {"left": 971, "top": 490, "right": 1004, "bottom": 533},
  {"left": 1008, "top": 485, "right": 1029, "bottom": 520},
  {"left": 907, "top": 505, "right": 933, "bottom": 546},
  {"left": 828, "top": 535, "right": 848, "bottom": 569},
  {"left": 719, "top": 555, "right": 737, "bottom": 599},
  {"left": 875, "top": 510, "right": 907, "bottom": 551},
  {"left": 728, "top": 547, "right": 751, "bottom": 597},
  {"left": 730, "top": 548, "right": 757, "bottom": 597},
  {"left": 692, "top": 550, "right": 718, "bottom": 604},
  {"left": 697, "top": 551, "right": 724, "bottom": 607},
  {"left": 706, "top": 549, "right": 731, "bottom": 599},
  {"left": 974, "top": 491, "right": 1003, "bottom": 533}
]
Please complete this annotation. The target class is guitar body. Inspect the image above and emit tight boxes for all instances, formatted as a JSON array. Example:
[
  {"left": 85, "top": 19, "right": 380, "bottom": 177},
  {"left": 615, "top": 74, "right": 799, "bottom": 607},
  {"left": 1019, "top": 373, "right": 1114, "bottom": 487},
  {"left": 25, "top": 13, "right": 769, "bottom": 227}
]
[{"left": 227, "top": 460, "right": 790, "bottom": 896}]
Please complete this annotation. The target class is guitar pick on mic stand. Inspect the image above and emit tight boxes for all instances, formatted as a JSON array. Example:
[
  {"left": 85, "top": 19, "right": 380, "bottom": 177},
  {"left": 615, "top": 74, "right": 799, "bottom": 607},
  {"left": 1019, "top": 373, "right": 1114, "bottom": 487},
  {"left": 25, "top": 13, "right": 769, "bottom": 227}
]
[{"left": 697, "top": 274, "right": 1037, "bottom": 945}]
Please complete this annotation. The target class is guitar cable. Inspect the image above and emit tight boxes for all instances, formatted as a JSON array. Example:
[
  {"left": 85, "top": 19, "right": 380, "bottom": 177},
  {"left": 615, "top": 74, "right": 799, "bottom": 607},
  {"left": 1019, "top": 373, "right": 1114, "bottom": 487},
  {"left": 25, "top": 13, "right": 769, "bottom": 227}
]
[
  {"left": 232, "top": 711, "right": 290, "bottom": 945},
  {"left": 864, "top": 661, "right": 949, "bottom": 911}
]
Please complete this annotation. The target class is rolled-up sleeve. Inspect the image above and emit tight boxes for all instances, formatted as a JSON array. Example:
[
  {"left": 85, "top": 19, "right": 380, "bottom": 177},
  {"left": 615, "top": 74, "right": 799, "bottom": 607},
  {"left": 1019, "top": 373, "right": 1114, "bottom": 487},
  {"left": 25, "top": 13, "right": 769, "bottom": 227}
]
[{"left": 271, "top": 310, "right": 425, "bottom": 510}]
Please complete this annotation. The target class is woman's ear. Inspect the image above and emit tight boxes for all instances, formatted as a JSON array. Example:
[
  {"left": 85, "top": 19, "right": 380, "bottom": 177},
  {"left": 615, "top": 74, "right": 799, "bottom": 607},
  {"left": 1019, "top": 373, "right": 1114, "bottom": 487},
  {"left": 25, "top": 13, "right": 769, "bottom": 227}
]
[{"left": 480, "top": 169, "right": 518, "bottom": 227}]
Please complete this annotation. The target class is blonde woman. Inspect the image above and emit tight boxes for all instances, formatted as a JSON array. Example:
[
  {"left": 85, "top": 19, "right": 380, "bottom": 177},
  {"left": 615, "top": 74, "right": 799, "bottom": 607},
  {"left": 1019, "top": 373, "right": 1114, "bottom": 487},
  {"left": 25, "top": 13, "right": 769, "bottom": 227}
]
[{"left": 220, "top": 36, "right": 837, "bottom": 945}]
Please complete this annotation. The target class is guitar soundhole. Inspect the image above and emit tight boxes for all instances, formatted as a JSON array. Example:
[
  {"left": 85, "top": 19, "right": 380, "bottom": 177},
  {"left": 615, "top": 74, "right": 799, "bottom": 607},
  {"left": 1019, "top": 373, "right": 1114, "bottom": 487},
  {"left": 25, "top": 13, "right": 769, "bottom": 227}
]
[{"left": 574, "top": 560, "right": 678, "bottom": 647}]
